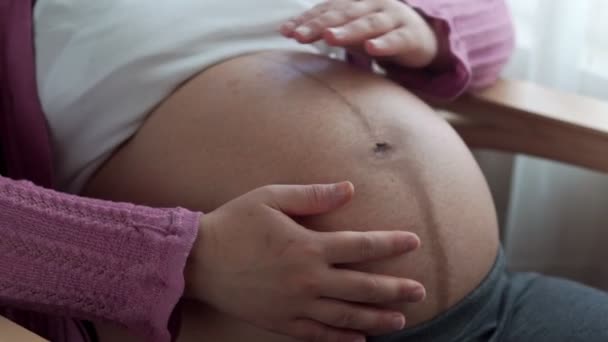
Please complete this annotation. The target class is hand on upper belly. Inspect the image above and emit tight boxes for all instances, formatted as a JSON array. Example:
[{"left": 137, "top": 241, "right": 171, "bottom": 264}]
[{"left": 280, "top": 0, "right": 439, "bottom": 68}]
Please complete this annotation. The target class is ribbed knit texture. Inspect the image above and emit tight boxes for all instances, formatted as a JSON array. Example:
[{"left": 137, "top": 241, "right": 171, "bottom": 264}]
[
  {"left": 0, "top": 176, "right": 200, "bottom": 342},
  {"left": 386, "top": 0, "right": 515, "bottom": 99}
]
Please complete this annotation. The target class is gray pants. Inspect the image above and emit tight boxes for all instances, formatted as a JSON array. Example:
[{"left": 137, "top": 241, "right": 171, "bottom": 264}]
[{"left": 369, "top": 249, "right": 608, "bottom": 342}]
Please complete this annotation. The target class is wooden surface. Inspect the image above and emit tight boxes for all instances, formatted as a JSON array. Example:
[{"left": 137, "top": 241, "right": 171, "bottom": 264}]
[
  {"left": 435, "top": 79, "right": 608, "bottom": 174},
  {"left": 0, "top": 315, "right": 48, "bottom": 342}
]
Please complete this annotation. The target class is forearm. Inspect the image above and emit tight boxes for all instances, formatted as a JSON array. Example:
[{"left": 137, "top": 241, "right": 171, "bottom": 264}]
[
  {"left": 0, "top": 176, "right": 200, "bottom": 342},
  {"left": 378, "top": 0, "right": 515, "bottom": 99}
]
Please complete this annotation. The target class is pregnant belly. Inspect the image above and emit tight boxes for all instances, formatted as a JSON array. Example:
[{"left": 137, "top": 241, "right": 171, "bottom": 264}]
[{"left": 85, "top": 51, "right": 499, "bottom": 342}]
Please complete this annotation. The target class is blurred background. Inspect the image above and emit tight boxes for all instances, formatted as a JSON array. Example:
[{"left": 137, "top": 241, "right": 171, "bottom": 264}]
[{"left": 476, "top": 0, "right": 608, "bottom": 289}]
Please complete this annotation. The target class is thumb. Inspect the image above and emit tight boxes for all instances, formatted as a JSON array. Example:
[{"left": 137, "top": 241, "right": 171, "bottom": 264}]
[{"left": 265, "top": 181, "right": 354, "bottom": 216}]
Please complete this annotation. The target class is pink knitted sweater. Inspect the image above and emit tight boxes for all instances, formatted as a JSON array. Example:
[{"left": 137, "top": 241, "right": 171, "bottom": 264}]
[
  {"left": 0, "top": 0, "right": 514, "bottom": 341},
  {"left": 0, "top": 178, "right": 200, "bottom": 341}
]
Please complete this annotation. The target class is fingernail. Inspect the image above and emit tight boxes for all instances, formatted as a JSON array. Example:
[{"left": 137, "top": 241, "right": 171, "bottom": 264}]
[
  {"left": 332, "top": 182, "right": 352, "bottom": 199},
  {"left": 391, "top": 314, "right": 406, "bottom": 329},
  {"left": 370, "top": 38, "right": 387, "bottom": 49},
  {"left": 409, "top": 286, "right": 426, "bottom": 302},
  {"left": 295, "top": 25, "right": 312, "bottom": 38},
  {"left": 329, "top": 27, "right": 345, "bottom": 39},
  {"left": 404, "top": 235, "right": 419, "bottom": 251}
]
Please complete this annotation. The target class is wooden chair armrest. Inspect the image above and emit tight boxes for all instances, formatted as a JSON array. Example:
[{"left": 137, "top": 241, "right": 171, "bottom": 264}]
[
  {"left": 0, "top": 315, "right": 48, "bottom": 342},
  {"left": 434, "top": 79, "right": 608, "bottom": 173}
]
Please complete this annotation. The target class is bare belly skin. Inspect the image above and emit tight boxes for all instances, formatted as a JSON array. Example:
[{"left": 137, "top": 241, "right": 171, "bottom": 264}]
[{"left": 85, "top": 51, "right": 499, "bottom": 342}]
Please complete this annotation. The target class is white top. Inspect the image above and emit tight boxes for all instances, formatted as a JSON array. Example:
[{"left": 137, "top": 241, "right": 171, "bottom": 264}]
[{"left": 34, "top": 0, "right": 341, "bottom": 192}]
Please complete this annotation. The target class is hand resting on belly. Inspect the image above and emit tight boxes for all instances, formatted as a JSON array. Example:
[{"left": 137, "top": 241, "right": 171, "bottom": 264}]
[{"left": 85, "top": 51, "right": 499, "bottom": 342}]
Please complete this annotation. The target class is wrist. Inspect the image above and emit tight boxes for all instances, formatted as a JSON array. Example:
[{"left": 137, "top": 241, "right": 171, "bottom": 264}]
[
  {"left": 425, "top": 17, "right": 452, "bottom": 71},
  {"left": 183, "top": 214, "right": 210, "bottom": 300}
]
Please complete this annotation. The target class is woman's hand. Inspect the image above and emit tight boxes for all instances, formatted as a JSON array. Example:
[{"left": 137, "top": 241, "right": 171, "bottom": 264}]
[
  {"left": 185, "top": 182, "right": 425, "bottom": 342},
  {"left": 280, "top": 0, "right": 440, "bottom": 68}
]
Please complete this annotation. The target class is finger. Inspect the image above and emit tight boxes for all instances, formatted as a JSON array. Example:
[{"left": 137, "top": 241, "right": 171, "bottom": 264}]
[
  {"left": 365, "top": 28, "right": 436, "bottom": 67},
  {"left": 322, "top": 269, "right": 426, "bottom": 304},
  {"left": 308, "top": 298, "right": 406, "bottom": 335},
  {"left": 322, "top": 230, "right": 420, "bottom": 264},
  {"left": 279, "top": 20, "right": 299, "bottom": 37},
  {"left": 344, "top": 0, "right": 382, "bottom": 20},
  {"left": 291, "top": 0, "right": 379, "bottom": 43},
  {"left": 280, "top": 2, "right": 331, "bottom": 37},
  {"left": 287, "top": 318, "right": 365, "bottom": 342},
  {"left": 365, "top": 26, "right": 414, "bottom": 56},
  {"left": 261, "top": 182, "right": 354, "bottom": 216},
  {"left": 324, "top": 12, "right": 398, "bottom": 46},
  {"left": 292, "top": 10, "right": 352, "bottom": 43}
]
